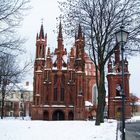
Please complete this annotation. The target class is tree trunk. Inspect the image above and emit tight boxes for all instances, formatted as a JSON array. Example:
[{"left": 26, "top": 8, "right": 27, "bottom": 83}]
[
  {"left": 1, "top": 83, "right": 6, "bottom": 119},
  {"left": 95, "top": 67, "right": 106, "bottom": 125},
  {"left": 1, "top": 92, "right": 5, "bottom": 119},
  {"left": 95, "top": 88, "right": 102, "bottom": 125}
]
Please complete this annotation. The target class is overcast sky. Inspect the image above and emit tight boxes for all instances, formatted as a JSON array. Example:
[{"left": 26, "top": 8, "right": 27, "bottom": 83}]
[{"left": 20, "top": 0, "right": 140, "bottom": 98}]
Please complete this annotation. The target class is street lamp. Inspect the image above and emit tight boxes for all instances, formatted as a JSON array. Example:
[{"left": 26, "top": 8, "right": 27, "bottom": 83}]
[{"left": 115, "top": 26, "right": 129, "bottom": 140}]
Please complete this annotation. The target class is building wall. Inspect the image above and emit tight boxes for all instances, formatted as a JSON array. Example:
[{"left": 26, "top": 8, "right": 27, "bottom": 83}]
[{"left": 0, "top": 82, "right": 33, "bottom": 118}]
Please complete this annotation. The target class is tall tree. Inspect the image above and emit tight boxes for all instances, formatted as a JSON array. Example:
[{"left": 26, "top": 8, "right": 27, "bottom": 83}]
[{"left": 59, "top": 0, "right": 140, "bottom": 125}]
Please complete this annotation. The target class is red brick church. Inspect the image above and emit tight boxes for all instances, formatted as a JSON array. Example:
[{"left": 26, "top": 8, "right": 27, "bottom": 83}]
[{"left": 31, "top": 22, "right": 97, "bottom": 120}]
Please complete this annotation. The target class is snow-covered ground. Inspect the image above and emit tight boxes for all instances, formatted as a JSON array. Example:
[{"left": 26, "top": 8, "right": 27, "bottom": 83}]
[
  {"left": 0, "top": 118, "right": 117, "bottom": 140},
  {"left": 126, "top": 115, "right": 140, "bottom": 122},
  {"left": 0, "top": 116, "right": 140, "bottom": 140}
]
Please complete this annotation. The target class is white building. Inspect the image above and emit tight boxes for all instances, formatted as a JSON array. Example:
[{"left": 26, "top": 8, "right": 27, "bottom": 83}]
[{"left": 0, "top": 82, "right": 33, "bottom": 117}]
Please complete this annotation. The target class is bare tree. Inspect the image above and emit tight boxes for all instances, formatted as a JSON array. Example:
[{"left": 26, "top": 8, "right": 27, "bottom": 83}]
[
  {"left": 59, "top": 0, "right": 140, "bottom": 125},
  {"left": 0, "top": 0, "right": 30, "bottom": 54},
  {"left": 0, "top": 54, "right": 31, "bottom": 119}
]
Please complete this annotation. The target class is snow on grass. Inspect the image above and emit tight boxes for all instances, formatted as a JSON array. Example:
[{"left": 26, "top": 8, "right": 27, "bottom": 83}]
[
  {"left": 130, "top": 115, "right": 140, "bottom": 121},
  {"left": 126, "top": 115, "right": 140, "bottom": 123},
  {"left": 0, "top": 119, "right": 117, "bottom": 140}
]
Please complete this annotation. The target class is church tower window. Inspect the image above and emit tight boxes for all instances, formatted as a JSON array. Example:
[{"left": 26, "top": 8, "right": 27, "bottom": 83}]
[{"left": 116, "top": 84, "right": 122, "bottom": 96}]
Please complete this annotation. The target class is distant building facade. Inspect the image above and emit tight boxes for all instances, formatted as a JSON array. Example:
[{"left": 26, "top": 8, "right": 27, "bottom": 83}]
[
  {"left": 31, "top": 23, "right": 97, "bottom": 120},
  {"left": 0, "top": 82, "right": 33, "bottom": 117},
  {"left": 107, "top": 45, "right": 131, "bottom": 119}
]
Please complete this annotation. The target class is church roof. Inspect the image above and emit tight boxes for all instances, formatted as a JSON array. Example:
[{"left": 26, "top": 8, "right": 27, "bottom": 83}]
[{"left": 47, "top": 47, "right": 95, "bottom": 75}]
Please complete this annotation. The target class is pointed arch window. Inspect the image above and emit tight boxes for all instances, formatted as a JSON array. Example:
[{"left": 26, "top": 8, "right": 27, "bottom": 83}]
[
  {"left": 61, "top": 88, "right": 64, "bottom": 101},
  {"left": 54, "top": 74, "right": 58, "bottom": 101},
  {"left": 39, "top": 45, "right": 42, "bottom": 57},
  {"left": 54, "top": 74, "right": 57, "bottom": 85},
  {"left": 54, "top": 88, "right": 58, "bottom": 101},
  {"left": 60, "top": 74, "right": 65, "bottom": 101},
  {"left": 42, "top": 45, "right": 44, "bottom": 57},
  {"left": 61, "top": 74, "right": 65, "bottom": 85}
]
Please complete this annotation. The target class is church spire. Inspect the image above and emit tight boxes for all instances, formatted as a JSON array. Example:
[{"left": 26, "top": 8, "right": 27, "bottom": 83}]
[
  {"left": 39, "top": 24, "right": 44, "bottom": 39},
  {"left": 35, "top": 23, "right": 47, "bottom": 59},
  {"left": 58, "top": 21, "right": 63, "bottom": 39},
  {"left": 57, "top": 21, "right": 64, "bottom": 50},
  {"left": 75, "top": 24, "right": 85, "bottom": 71},
  {"left": 77, "top": 24, "right": 83, "bottom": 39}
]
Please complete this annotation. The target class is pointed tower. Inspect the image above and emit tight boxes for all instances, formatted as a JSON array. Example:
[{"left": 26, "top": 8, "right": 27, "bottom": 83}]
[
  {"left": 54, "top": 21, "right": 67, "bottom": 70},
  {"left": 75, "top": 24, "right": 85, "bottom": 71},
  {"left": 57, "top": 20, "right": 63, "bottom": 50},
  {"left": 35, "top": 24, "right": 46, "bottom": 59},
  {"left": 107, "top": 45, "right": 131, "bottom": 119},
  {"left": 74, "top": 24, "right": 85, "bottom": 120},
  {"left": 32, "top": 23, "right": 47, "bottom": 120}
]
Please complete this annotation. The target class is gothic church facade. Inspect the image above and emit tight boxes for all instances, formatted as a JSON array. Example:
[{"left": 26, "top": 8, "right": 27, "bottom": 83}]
[{"left": 31, "top": 22, "right": 97, "bottom": 120}]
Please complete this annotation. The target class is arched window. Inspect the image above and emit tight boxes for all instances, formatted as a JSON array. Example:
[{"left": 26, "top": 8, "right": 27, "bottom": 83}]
[{"left": 116, "top": 84, "right": 122, "bottom": 96}]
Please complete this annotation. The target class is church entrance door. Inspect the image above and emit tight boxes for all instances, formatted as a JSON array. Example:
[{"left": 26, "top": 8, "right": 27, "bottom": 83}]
[{"left": 52, "top": 110, "right": 65, "bottom": 120}]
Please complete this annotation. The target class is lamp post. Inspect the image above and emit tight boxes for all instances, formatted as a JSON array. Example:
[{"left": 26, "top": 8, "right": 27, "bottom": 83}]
[{"left": 115, "top": 26, "right": 129, "bottom": 140}]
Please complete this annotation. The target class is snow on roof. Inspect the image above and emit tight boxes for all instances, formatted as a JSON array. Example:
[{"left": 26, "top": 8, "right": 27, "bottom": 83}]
[
  {"left": 35, "top": 70, "right": 42, "bottom": 73},
  {"left": 37, "top": 39, "right": 45, "bottom": 42},
  {"left": 51, "top": 105, "right": 66, "bottom": 107},
  {"left": 62, "top": 67, "right": 67, "bottom": 70},
  {"left": 134, "top": 101, "right": 140, "bottom": 106},
  {"left": 76, "top": 71, "right": 83, "bottom": 73},
  {"left": 36, "top": 58, "right": 45, "bottom": 60},
  {"left": 85, "top": 101, "right": 93, "bottom": 107},
  {"left": 107, "top": 72, "right": 117, "bottom": 75},
  {"left": 52, "top": 67, "right": 57, "bottom": 70}
]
